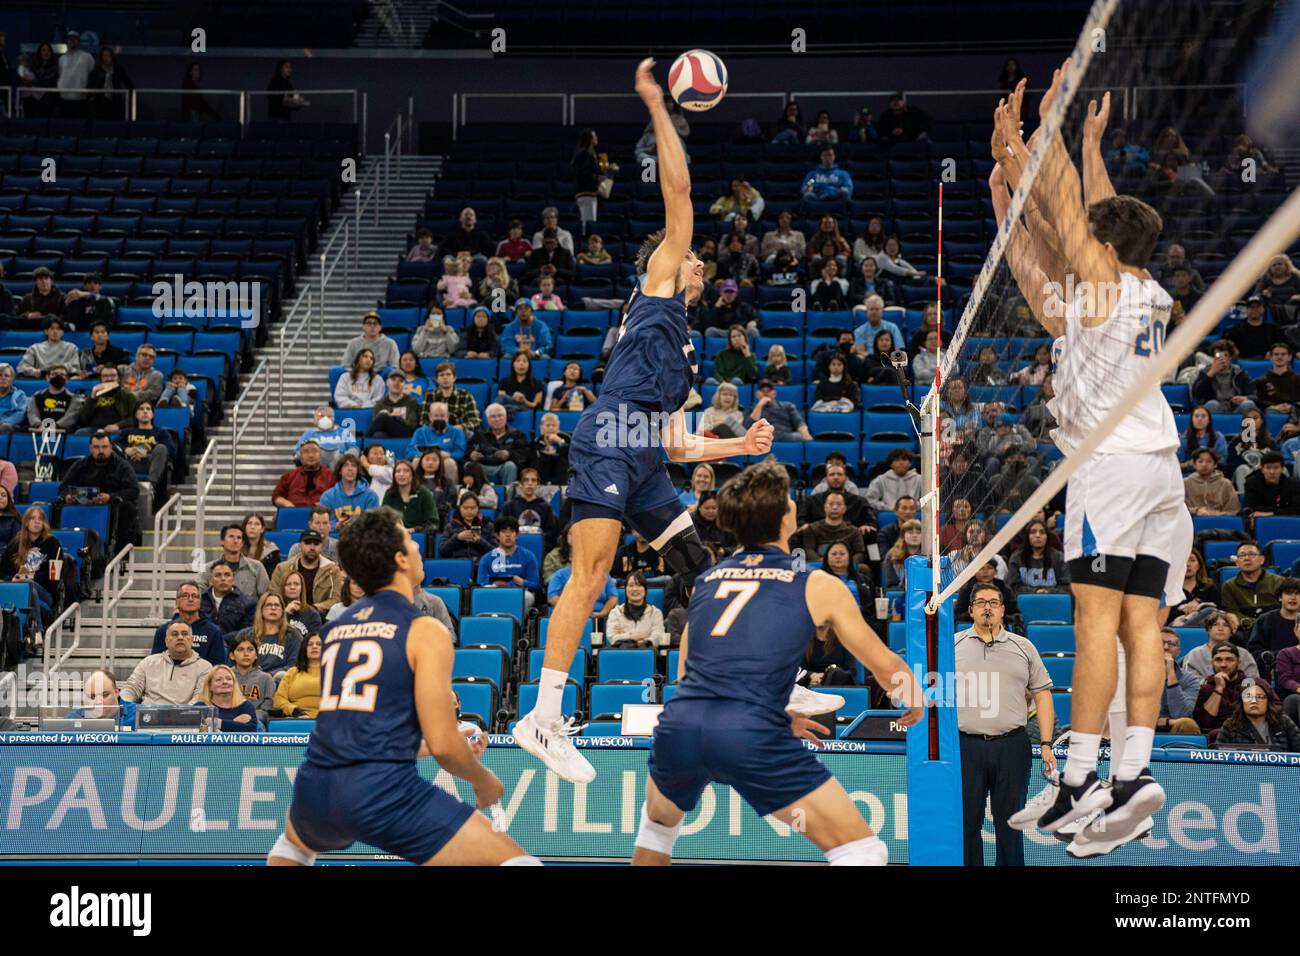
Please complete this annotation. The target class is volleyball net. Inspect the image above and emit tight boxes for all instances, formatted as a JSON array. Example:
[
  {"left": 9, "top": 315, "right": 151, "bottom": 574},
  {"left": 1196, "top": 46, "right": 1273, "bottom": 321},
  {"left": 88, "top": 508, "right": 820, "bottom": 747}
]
[{"left": 915, "top": 0, "right": 1300, "bottom": 613}]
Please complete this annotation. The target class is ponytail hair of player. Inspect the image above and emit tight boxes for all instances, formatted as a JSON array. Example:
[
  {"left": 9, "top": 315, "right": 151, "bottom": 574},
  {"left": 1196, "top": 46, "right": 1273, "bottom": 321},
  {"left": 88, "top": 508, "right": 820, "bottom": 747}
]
[
  {"left": 336, "top": 506, "right": 409, "bottom": 595},
  {"left": 1086, "top": 195, "right": 1164, "bottom": 269},
  {"left": 716, "top": 459, "right": 790, "bottom": 549}
]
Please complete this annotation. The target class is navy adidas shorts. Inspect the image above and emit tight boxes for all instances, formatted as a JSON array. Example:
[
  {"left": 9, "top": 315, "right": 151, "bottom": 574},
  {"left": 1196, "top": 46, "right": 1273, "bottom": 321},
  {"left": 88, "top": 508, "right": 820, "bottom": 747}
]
[
  {"left": 647, "top": 699, "right": 833, "bottom": 817},
  {"left": 567, "top": 416, "right": 682, "bottom": 526},
  {"left": 289, "top": 761, "right": 475, "bottom": 864}
]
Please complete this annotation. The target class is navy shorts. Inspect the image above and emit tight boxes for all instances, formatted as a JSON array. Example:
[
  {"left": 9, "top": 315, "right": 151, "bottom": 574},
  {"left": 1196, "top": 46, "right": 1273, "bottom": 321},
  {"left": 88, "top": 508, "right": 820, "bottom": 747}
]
[
  {"left": 647, "top": 699, "right": 833, "bottom": 817},
  {"left": 567, "top": 409, "right": 683, "bottom": 529},
  {"left": 289, "top": 761, "right": 475, "bottom": 864}
]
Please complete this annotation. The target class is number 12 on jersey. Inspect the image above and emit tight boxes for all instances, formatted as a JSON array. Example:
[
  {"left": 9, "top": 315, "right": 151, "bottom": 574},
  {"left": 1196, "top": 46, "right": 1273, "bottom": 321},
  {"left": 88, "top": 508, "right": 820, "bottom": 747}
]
[
  {"left": 1134, "top": 315, "right": 1166, "bottom": 357},
  {"left": 710, "top": 581, "right": 760, "bottom": 636}
]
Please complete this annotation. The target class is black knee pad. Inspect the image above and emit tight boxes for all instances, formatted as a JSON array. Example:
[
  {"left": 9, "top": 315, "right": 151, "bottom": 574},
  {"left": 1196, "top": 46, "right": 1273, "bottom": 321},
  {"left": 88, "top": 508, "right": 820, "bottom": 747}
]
[{"left": 658, "top": 526, "right": 714, "bottom": 579}]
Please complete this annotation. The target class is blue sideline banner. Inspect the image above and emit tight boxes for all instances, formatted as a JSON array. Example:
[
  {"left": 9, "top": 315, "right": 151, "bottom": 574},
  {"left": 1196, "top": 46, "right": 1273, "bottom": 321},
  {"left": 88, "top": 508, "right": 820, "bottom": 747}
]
[{"left": 0, "top": 739, "right": 1297, "bottom": 864}]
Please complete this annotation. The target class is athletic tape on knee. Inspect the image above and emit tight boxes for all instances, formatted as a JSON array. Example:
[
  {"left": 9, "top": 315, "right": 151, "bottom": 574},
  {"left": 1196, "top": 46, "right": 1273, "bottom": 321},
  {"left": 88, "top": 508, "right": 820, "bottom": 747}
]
[
  {"left": 500, "top": 855, "right": 543, "bottom": 866},
  {"left": 825, "top": 835, "right": 888, "bottom": 866},
  {"left": 269, "top": 832, "right": 316, "bottom": 866},
  {"left": 635, "top": 803, "right": 683, "bottom": 856}
]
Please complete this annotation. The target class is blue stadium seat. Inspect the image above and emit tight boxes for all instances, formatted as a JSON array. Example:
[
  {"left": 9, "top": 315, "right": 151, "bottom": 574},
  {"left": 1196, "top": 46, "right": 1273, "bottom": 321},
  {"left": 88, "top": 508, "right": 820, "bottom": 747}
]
[
  {"left": 470, "top": 587, "right": 525, "bottom": 623},
  {"left": 833, "top": 687, "right": 872, "bottom": 720},
  {"left": 275, "top": 507, "right": 313, "bottom": 531},
  {"left": 266, "top": 719, "right": 314, "bottom": 734},
  {"left": 424, "top": 559, "right": 472, "bottom": 585},
  {"left": 1052, "top": 691, "right": 1072, "bottom": 727},
  {"left": 1026, "top": 624, "right": 1075, "bottom": 655},
  {"left": 666, "top": 649, "right": 680, "bottom": 680},
  {"left": 589, "top": 682, "right": 651, "bottom": 716},
  {"left": 453, "top": 646, "right": 507, "bottom": 690},
  {"left": 425, "top": 586, "right": 462, "bottom": 619},
  {"left": 458, "top": 617, "right": 515, "bottom": 654},
  {"left": 661, "top": 683, "right": 679, "bottom": 703},
  {"left": 1017, "top": 593, "right": 1072, "bottom": 624},
  {"left": 582, "top": 721, "right": 624, "bottom": 737},
  {"left": 538, "top": 617, "right": 593, "bottom": 653},
  {"left": 57, "top": 505, "right": 109, "bottom": 549},
  {"left": 1256, "top": 516, "right": 1300, "bottom": 545},
  {"left": 452, "top": 680, "right": 495, "bottom": 726},
  {"left": 1043, "top": 656, "right": 1075, "bottom": 688},
  {"left": 1191, "top": 516, "right": 1244, "bottom": 535},
  {"left": 528, "top": 648, "right": 585, "bottom": 688},
  {"left": 597, "top": 648, "right": 654, "bottom": 683},
  {"left": 1155, "top": 734, "right": 1209, "bottom": 750}
]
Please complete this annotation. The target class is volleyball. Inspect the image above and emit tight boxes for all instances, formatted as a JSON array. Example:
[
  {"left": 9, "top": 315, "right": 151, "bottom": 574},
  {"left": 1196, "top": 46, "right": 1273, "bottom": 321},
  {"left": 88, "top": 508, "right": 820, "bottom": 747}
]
[{"left": 668, "top": 49, "right": 728, "bottom": 111}]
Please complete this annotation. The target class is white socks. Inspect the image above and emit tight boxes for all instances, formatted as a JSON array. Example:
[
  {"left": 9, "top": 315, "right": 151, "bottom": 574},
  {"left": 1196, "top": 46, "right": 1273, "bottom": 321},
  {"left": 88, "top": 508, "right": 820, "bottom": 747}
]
[
  {"left": 500, "top": 855, "right": 543, "bottom": 865},
  {"left": 268, "top": 833, "right": 316, "bottom": 866},
  {"left": 536, "top": 667, "right": 569, "bottom": 722},
  {"left": 1116, "top": 726, "right": 1154, "bottom": 781},
  {"left": 1106, "top": 705, "right": 1128, "bottom": 777},
  {"left": 1063, "top": 732, "right": 1101, "bottom": 787},
  {"left": 825, "top": 835, "right": 888, "bottom": 866},
  {"left": 634, "top": 803, "right": 683, "bottom": 856}
]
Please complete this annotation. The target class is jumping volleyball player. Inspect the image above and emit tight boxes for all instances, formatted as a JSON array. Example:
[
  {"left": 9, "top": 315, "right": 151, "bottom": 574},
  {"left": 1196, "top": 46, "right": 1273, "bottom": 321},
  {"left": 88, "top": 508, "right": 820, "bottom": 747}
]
[
  {"left": 631, "top": 460, "right": 924, "bottom": 866},
  {"left": 988, "top": 64, "right": 1190, "bottom": 855},
  {"left": 268, "top": 508, "right": 539, "bottom": 866},
  {"left": 514, "top": 59, "right": 838, "bottom": 784}
]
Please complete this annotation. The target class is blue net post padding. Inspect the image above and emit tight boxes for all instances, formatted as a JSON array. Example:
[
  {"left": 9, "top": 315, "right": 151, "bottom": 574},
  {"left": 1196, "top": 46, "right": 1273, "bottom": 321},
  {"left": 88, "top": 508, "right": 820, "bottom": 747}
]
[{"left": 904, "top": 553, "right": 963, "bottom": 865}]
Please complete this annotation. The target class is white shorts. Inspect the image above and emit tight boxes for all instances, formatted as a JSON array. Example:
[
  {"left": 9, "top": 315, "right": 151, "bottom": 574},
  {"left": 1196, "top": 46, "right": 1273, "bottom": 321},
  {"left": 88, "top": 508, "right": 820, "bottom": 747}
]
[
  {"left": 1162, "top": 501, "right": 1194, "bottom": 608},
  {"left": 1063, "top": 451, "right": 1185, "bottom": 565}
]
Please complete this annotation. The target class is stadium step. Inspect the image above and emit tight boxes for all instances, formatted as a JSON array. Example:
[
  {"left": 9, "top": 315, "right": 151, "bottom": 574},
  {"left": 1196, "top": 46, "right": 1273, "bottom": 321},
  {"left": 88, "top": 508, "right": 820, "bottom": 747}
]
[
  {"left": 355, "top": 0, "right": 440, "bottom": 48},
  {"left": 20, "top": 155, "right": 444, "bottom": 712}
]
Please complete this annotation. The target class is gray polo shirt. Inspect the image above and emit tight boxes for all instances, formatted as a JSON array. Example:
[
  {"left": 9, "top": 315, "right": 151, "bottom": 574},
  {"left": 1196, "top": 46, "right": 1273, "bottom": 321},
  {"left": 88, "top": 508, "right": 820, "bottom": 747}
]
[{"left": 954, "top": 625, "right": 1053, "bottom": 736}]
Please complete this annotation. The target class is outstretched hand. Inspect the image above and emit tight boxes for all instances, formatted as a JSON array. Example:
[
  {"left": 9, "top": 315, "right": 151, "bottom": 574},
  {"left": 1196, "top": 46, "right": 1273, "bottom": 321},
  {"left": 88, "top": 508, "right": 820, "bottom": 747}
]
[
  {"left": 743, "top": 417, "right": 774, "bottom": 455},
  {"left": 635, "top": 58, "right": 663, "bottom": 109},
  {"left": 1083, "top": 90, "right": 1111, "bottom": 143},
  {"left": 1039, "top": 57, "right": 1072, "bottom": 121},
  {"left": 789, "top": 713, "right": 831, "bottom": 749}
]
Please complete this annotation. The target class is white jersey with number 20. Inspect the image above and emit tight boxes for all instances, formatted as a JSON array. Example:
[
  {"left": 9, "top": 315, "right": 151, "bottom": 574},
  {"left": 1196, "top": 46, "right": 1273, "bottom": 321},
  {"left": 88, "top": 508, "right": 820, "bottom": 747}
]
[{"left": 1047, "top": 270, "right": 1179, "bottom": 457}]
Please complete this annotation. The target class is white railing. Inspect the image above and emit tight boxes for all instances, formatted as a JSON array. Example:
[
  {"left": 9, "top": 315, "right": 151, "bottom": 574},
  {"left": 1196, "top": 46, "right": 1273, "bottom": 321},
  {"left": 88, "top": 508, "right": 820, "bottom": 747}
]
[
  {"left": 42, "top": 602, "right": 83, "bottom": 680},
  {"left": 151, "top": 492, "right": 185, "bottom": 619},
  {"left": 193, "top": 438, "right": 219, "bottom": 553},
  {"left": 355, "top": 156, "right": 385, "bottom": 271},
  {"left": 278, "top": 285, "right": 316, "bottom": 412},
  {"left": 101, "top": 545, "right": 135, "bottom": 670},
  {"left": 230, "top": 358, "right": 272, "bottom": 504},
  {"left": 383, "top": 110, "right": 404, "bottom": 203},
  {"left": 0, "top": 670, "right": 14, "bottom": 720},
  {"left": 14, "top": 85, "right": 363, "bottom": 132}
]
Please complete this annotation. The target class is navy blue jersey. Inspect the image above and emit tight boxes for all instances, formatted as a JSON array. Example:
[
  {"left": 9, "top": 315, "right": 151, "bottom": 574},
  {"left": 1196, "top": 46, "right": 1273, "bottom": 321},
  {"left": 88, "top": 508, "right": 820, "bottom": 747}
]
[
  {"left": 673, "top": 546, "right": 815, "bottom": 720},
  {"left": 598, "top": 284, "right": 697, "bottom": 414},
  {"left": 305, "top": 590, "right": 433, "bottom": 768}
]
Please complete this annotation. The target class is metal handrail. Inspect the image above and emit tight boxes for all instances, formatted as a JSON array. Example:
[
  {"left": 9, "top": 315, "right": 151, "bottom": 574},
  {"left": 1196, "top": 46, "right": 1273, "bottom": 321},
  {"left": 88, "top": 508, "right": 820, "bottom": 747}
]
[
  {"left": 318, "top": 218, "right": 352, "bottom": 333},
  {"left": 151, "top": 491, "right": 184, "bottom": 619},
  {"left": 0, "top": 670, "right": 14, "bottom": 720},
  {"left": 193, "top": 438, "right": 219, "bottom": 551},
  {"left": 278, "top": 285, "right": 316, "bottom": 412},
  {"left": 354, "top": 156, "right": 384, "bottom": 272},
  {"left": 383, "top": 110, "right": 404, "bottom": 193},
  {"left": 230, "top": 358, "right": 272, "bottom": 504},
  {"left": 101, "top": 544, "right": 135, "bottom": 670},
  {"left": 42, "top": 602, "right": 83, "bottom": 680}
]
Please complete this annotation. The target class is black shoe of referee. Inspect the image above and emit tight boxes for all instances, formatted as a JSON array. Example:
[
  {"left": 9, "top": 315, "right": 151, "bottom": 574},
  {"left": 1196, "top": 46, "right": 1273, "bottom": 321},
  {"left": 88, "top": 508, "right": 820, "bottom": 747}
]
[{"left": 1036, "top": 771, "right": 1112, "bottom": 834}]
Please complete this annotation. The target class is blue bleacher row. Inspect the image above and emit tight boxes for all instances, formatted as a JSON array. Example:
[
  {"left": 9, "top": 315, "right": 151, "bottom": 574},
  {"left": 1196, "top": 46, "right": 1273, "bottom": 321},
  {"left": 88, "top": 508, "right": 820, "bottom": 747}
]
[{"left": 0, "top": 116, "right": 359, "bottom": 153}]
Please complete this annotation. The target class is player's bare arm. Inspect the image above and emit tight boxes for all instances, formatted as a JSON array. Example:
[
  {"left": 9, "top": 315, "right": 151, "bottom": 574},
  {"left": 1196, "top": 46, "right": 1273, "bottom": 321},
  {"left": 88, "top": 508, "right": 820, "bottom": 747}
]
[
  {"left": 409, "top": 617, "right": 504, "bottom": 808},
  {"left": 991, "top": 140, "right": 1065, "bottom": 336},
  {"left": 805, "top": 570, "right": 924, "bottom": 725},
  {"left": 1081, "top": 91, "right": 1116, "bottom": 205},
  {"left": 659, "top": 408, "right": 773, "bottom": 463},
  {"left": 1012, "top": 60, "right": 1120, "bottom": 304},
  {"left": 636, "top": 58, "right": 694, "bottom": 298}
]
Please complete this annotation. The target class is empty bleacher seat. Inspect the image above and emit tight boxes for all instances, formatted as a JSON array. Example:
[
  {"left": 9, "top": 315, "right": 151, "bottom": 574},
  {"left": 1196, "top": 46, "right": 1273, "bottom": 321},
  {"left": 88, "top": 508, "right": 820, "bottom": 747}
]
[{"left": 1017, "top": 593, "right": 1072, "bottom": 624}]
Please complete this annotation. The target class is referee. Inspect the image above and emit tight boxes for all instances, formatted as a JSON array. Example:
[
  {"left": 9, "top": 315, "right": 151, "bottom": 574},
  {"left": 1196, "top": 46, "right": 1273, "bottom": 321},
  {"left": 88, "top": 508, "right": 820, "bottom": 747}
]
[{"left": 956, "top": 581, "right": 1056, "bottom": 866}]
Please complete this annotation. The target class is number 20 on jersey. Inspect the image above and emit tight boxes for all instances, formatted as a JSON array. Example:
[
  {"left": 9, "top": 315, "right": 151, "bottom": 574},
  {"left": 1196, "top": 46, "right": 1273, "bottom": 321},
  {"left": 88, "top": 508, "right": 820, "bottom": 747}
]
[{"left": 1134, "top": 315, "right": 1166, "bottom": 357}]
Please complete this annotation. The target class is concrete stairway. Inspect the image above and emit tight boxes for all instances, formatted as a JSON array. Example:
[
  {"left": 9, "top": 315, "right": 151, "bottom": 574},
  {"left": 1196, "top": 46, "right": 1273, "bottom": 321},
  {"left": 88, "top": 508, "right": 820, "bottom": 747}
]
[
  {"left": 44, "top": 156, "right": 443, "bottom": 697},
  {"left": 355, "top": 0, "right": 435, "bottom": 48}
]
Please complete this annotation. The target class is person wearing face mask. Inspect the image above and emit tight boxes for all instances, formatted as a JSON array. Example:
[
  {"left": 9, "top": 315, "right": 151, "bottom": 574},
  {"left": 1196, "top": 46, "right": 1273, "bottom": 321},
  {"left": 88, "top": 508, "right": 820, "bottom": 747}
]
[
  {"left": 404, "top": 400, "right": 467, "bottom": 467},
  {"left": 294, "top": 406, "right": 358, "bottom": 469}
]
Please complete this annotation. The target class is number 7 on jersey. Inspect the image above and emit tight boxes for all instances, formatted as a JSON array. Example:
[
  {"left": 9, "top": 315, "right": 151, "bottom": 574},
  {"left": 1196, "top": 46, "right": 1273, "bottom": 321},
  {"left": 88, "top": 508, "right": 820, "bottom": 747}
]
[{"left": 710, "top": 581, "right": 760, "bottom": 636}]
